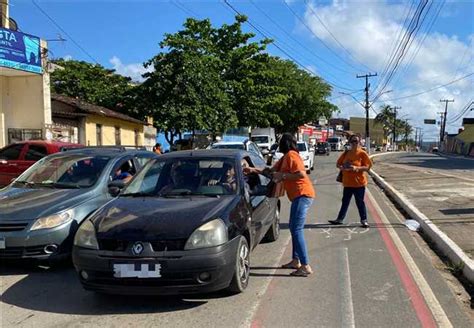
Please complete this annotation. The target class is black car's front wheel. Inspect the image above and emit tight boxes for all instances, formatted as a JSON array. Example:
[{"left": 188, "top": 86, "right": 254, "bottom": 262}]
[{"left": 227, "top": 236, "right": 250, "bottom": 293}]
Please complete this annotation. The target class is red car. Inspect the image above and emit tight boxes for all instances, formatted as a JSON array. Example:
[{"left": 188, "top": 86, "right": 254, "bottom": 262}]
[{"left": 0, "top": 140, "right": 83, "bottom": 187}]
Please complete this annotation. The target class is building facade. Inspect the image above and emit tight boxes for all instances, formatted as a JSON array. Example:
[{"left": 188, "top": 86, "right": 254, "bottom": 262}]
[
  {"left": 0, "top": 6, "right": 52, "bottom": 148},
  {"left": 51, "top": 94, "right": 156, "bottom": 148},
  {"left": 349, "top": 117, "right": 386, "bottom": 146}
]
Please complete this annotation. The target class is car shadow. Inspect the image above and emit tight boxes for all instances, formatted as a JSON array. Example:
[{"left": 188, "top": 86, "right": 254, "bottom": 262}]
[{"left": 1, "top": 264, "right": 215, "bottom": 315}]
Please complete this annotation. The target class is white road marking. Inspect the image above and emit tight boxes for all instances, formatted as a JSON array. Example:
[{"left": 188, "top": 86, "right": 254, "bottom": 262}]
[
  {"left": 240, "top": 234, "right": 292, "bottom": 328},
  {"left": 339, "top": 247, "right": 356, "bottom": 328},
  {"left": 366, "top": 189, "right": 453, "bottom": 328}
]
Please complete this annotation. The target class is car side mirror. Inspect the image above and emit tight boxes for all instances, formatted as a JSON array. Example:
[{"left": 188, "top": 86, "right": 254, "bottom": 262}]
[
  {"left": 108, "top": 180, "right": 125, "bottom": 197},
  {"left": 261, "top": 149, "right": 270, "bottom": 156}
]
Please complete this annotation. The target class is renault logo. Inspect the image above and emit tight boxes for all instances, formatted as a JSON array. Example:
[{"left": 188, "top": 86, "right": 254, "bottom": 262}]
[{"left": 131, "top": 242, "right": 144, "bottom": 255}]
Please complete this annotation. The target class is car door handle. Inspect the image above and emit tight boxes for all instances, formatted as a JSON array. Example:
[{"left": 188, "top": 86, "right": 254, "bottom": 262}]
[{"left": 8, "top": 163, "right": 18, "bottom": 166}]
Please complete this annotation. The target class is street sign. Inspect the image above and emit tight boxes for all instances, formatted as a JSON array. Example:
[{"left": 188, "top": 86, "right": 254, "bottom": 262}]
[
  {"left": 424, "top": 119, "right": 436, "bottom": 124},
  {"left": 0, "top": 28, "right": 42, "bottom": 74}
]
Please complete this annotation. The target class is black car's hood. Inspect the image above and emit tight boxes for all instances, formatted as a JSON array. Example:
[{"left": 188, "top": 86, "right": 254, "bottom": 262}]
[
  {"left": 0, "top": 187, "right": 92, "bottom": 221},
  {"left": 94, "top": 196, "right": 238, "bottom": 240}
]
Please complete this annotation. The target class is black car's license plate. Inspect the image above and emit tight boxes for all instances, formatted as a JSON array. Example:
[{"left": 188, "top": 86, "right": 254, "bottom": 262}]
[{"left": 112, "top": 262, "right": 162, "bottom": 278}]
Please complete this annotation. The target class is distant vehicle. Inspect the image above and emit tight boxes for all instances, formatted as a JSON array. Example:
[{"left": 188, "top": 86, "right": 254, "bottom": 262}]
[
  {"left": 250, "top": 128, "right": 276, "bottom": 153},
  {"left": 0, "top": 140, "right": 83, "bottom": 187},
  {"left": 375, "top": 145, "right": 382, "bottom": 152},
  {"left": 327, "top": 137, "right": 345, "bottom": 151},
  {"left": 272, "top": 141, "right": 314, "bottom": 174},
  {"left": 315, "top": 142, "right": 330, "bottom": 156},
  {"left": 72, "top": 149, "right": 280, "bottom": 295},
  {"left": 0, "top": 147, "right": 157, "bottom": 263},
  {"left": 431, "top": 146, "right": 439, "bottom": 153},
  {"left": 210, "top": 140, "right": 264, "bottom": 160}
]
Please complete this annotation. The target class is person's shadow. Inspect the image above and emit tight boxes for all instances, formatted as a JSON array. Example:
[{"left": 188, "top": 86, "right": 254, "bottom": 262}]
[{"left": 1, "top": 263, "right": 217, "bottom": 315}]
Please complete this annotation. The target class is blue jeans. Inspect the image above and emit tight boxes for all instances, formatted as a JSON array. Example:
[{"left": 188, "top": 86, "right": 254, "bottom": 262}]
[
  {"left": 289, "top": 196, "right": 313, "bottom": 265},
  {"left": 336, "top": 187, "right": 367, "bottom": 222}
]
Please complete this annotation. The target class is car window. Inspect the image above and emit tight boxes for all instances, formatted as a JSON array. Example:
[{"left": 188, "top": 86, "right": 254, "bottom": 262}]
[
  {"left": 0, "top": 144, "right": 24, "bottom": 160},
  {"left": 123, "top": 157, "right": 238, "bottom": 196},
  {"left": 297, "top": 143, "right": 307, "bottom": 152},
  {"left": 111, "top": 158, "right": 136, "bottom": 182},
  {"left": 248, "top": 152, "right": 266, "bottom": 168},
  {"left": 134, "top": 154, "right": 154, "bottom": 168},
  {"left": 15, "top": 154, "right": 111, "bottom": 188},
  {"left": 25, "top": 145, "right": 48, "bottom": 161},
  {"left": 211, "top": 144, "right": 245, "bottom": 150}
]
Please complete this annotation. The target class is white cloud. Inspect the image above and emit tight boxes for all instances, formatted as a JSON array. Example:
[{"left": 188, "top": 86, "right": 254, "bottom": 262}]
[
  {"left": 63, "top": 55, "right": 73, "bottom": 61},
  {"left": 109, "top": 56, "right": 152, "bottom": 82},
  {"left": 303, "top": 0, "right": 474, "bottom": 137}
]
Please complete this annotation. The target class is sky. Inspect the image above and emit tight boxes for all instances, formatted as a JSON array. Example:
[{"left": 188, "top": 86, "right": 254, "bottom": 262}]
[{"left": 9, "top": 0, "right": 474, "bottom": 141}]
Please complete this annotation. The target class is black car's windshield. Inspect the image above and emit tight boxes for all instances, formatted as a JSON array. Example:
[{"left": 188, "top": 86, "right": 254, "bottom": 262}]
[
  {"left": 14, "top": 154, "right": 110, "bottom": 189},
  {"left": 317, "top": 142, "right": 328, "bottom": 148},
  {"left": 211, "top": 144, "right": 245, "bottom": 150},
  {"left": 122, "top": 157, "right": 238, "bottom": 197},
  {"left": 328, "top": 138, "right": 340, "bottom": 143}
]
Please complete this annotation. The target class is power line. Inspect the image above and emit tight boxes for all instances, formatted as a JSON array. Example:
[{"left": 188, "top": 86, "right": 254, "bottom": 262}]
[
  {"left": 282, "top": 1, "right": 361, "bottom": 73},
  {"left": 249, "top": 0, "right": 354, "bottom": 75},
  {"left": 31, "top": 0, "right": 99, "bottom": 64},
  {"left": 373, "top": 71, "right": 474, "bottom": 102},
  {"left": 171, "top": 0, "right": 200, "bottom": 18},
  {"left": 302, "top": 0, "right": 375, "bottom": 72},
  {"left": 221, "top": 0, "right": 357, "bottom": 92},
  {"left": 372, "top": 0, "right": 430, "bottom": 100}
]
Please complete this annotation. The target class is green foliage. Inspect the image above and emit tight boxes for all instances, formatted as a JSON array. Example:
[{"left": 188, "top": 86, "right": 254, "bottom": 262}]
[
  {"left": 375, "top": 105, "right": 413, "bottom": 141},
  {"left": 50, "top": 59, "right": 133, "bottom": 111}
]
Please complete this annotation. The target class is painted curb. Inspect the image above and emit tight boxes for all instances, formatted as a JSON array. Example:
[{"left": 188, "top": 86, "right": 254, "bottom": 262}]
[{"left": 368, "top": 153, "right": 474, "bottom": 283}]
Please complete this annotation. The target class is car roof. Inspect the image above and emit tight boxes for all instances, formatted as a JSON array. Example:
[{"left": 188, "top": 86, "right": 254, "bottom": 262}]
[
  {"left": 160, "top": 149, "right": 248, "bottom": 160},
  {"left": 212, "top": 141, "right": 247, "bottom": 145},
  {"left": 47, "top": 147, "right": 153, "bottom": 158},
  {"left": 11, "top": 140, "right": 82, "bottom": 146}
]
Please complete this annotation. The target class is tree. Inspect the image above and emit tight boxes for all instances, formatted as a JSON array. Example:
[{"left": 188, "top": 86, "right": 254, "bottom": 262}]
[
  {"left": 50, "top": 59, "right": 134, "bottom": 111},
  {"left": 375, "top": 105, "right": 395, "bottom": 141}
]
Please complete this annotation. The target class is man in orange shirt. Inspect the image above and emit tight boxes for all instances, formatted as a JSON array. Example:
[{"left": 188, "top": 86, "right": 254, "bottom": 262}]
[
  {"left": 245, "top": 133, "right": 315, "bottom": 277},
  {"left": 329, "top": 134, "right": 372, "bottom": 227}
]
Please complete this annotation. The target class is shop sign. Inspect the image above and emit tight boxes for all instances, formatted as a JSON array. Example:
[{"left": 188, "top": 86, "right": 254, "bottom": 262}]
[{"left": 0, "top": 28, "right": 42, "bottom": 74}]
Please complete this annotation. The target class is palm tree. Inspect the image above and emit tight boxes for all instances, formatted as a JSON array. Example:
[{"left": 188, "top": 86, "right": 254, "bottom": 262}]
[{"left": 375, "top": 105, "right": 395, "bottom": 142}]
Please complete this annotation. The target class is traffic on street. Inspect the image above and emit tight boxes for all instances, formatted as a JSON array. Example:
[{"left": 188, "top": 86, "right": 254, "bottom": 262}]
[{"left": 1, "top": 1, "right": 473, "bottom": 327}]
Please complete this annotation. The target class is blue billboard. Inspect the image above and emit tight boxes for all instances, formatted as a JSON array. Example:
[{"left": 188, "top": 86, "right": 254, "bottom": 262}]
[{"left": 0, "top": 28, "right": 42, "bottom": 74}]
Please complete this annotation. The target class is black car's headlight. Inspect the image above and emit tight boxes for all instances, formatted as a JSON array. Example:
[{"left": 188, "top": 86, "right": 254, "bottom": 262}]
[
  {"left": 74, "top": 220, "right": 99, "bottom": 250},
  {"left": 30, "top": 209, "right": 74, "bottom": 231},
  {"left": 184, "top": 219, "right": 228, "bottom": 250}
]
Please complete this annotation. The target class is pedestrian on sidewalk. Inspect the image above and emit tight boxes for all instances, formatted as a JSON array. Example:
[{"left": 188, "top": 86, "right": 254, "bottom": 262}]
[
  {"left": 329, "top": 134, "right": 373, "bottom": 228},
  {"left": 244, "top": 133, "right": 315, "bottom": 277}
]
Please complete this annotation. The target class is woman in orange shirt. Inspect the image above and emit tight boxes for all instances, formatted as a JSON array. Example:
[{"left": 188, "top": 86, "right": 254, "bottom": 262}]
[
  {"left": 246, "top": 133, "right": 315, "bottom": 277},
  {"left": 329, "top": 134, "right": 372, "bottom": 228}
]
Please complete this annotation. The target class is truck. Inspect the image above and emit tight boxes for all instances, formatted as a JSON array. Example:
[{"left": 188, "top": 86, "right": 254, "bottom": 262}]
[
  {"left": 327, "top": 136, "right": 345, "bottom": 151},
  {"left": 250, "top": 127, "right": 276, "bottom": 153}
]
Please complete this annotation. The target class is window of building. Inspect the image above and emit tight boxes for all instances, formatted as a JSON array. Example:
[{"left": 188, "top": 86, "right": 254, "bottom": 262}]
[
  {"left": 134, "top": 129, "right": 140, "bottom": 147},
  {"left": 115, "top": 126, "right": 121, "bottom": 146},
  {"left": 8, "top": 129, "right": 42, "bottom": 144},
  {"left": 96, "top": 124, "right": 103, "bottom": 146},
  {"left": 25, "top": 145, "right": 48, "bottom": 161}
]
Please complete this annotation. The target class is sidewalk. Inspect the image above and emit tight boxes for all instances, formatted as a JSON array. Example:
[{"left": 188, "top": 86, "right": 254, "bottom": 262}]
[{"left": 370, "top": 152, "right": 474, "bottom": 283}]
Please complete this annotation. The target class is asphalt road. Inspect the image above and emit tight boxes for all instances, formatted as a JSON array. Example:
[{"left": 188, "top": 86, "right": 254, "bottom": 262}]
[{"left": 1, "top": 153, "right": 472, "bottom": 327}]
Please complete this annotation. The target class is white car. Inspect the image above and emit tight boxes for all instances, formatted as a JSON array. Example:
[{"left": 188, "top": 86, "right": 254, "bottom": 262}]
[
  {"left": 271, "top": 141, "right": 315, "bottom": 174},
  {"left": 210, "top": 140, "right": 264, "bottom": 160}
]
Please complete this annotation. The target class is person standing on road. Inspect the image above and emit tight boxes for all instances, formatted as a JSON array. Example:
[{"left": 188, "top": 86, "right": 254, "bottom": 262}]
[
  {"left": 245, "top": 133, "right": 315, "bottom": 277},
  {"left": 329, "top": 134, "right": 373, "bottom": 228}
]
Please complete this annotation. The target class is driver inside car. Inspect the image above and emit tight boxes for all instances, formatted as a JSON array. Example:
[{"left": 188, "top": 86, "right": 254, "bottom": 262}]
[{"left": 207, "top": 163, "right": 237, "bottom": 192}]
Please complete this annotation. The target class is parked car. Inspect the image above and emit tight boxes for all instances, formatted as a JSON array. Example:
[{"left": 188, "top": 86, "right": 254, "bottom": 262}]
[
  {"left": 315, "top": 142, "right": 330, "bottom": 156},
  {"left": 210, "top": 140, "right": 264, "bottom": 159},
  {"left": 72, "top": 149, "right": 280, "bottom": 295},
  {"left": 431, "top": 146, "right": 439, "bottom": 153},
  {"left": 0, "top": 147, "right": 157, "bottom": 263},
  {"left": 272, "top": 141, "right": 315, "bottom": 174},
  {"left": 0, "top": 140, "right": 83, "bottom": 187}
]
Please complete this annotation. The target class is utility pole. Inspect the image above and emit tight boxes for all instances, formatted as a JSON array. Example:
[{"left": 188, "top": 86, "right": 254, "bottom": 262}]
[
  {"left": 356, "top": 73, "right": 377, "bottom": 154},
  {"left": 392, "top": 106, "right": 401, "bottom": 150},
  {"left": 1, "top": 0, "right": 9, "bottom": 28},
  {"left": 437, "top": 112, "right": 445, "bottom": 147},
  {"left": 405, "top": 119, "right": 409, "bottom": 151},
  {"left": 440, "top": 99, "right": 454, "bottom": 143}
]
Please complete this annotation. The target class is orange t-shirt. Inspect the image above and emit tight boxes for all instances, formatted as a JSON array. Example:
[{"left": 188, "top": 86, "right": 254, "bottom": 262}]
[
  {"left": 276, "top": 150, "right": 315, "bottom": 201},
  {"left": 337, "top": 148, "right": 372, "bottom": 187}
]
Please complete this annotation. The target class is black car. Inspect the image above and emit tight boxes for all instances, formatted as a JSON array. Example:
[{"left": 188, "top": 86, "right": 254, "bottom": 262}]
[
  {"left": 315, "top": 142, "right": 330, "bottom": 156},
  {"left": 72, "top": 150, "right": 280, "bottom": 295}
]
